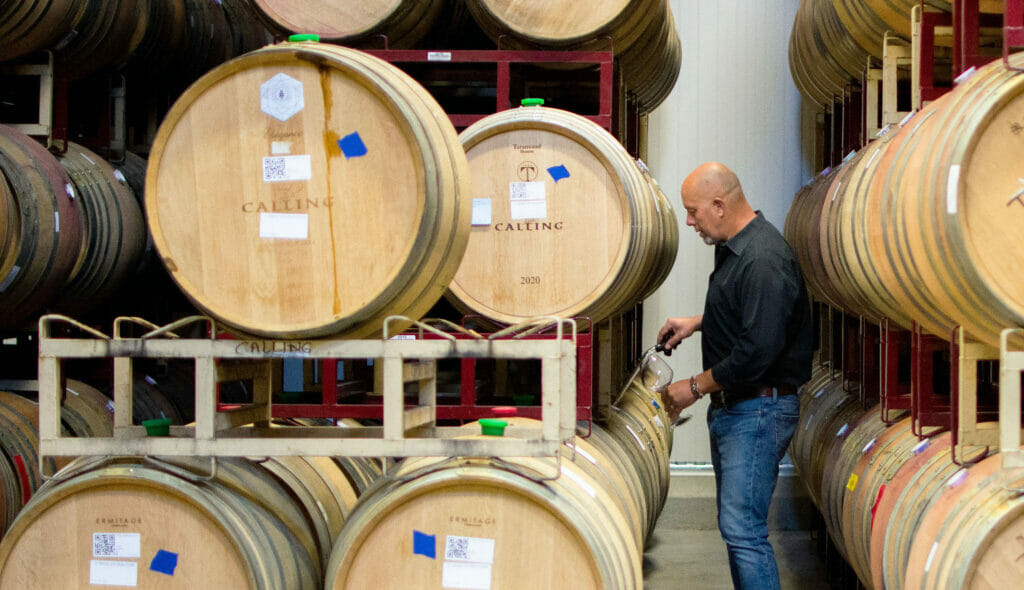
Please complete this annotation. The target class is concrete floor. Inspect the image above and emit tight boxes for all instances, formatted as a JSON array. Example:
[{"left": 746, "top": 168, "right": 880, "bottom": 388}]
[{"left": 643, "top": 468, "right": 830, "bottom": 589}]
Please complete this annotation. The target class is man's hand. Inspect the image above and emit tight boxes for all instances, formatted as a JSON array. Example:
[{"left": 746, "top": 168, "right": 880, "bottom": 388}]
[
  {"left": 660, "top": 379, "right": 702, "bottom": 421},
  {"left": 657, "top": 316, "right": 702, "bottom": 353}
]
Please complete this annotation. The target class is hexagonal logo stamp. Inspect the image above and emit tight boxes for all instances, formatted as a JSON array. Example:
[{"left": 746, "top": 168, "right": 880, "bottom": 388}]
[{"left": 260, "top": 73, "right": 304, "bottom": 122}]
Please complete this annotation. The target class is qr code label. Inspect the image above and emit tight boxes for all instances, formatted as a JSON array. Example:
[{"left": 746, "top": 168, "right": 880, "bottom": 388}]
[
  {"left": 445, "top": 536, "right": 469, "bottom": 560},
  {"left": 93, "top": 532, "right": 141, "bottom": 558},
  {"left": 262, "top": 155, "right": 311, "bottom": 183},
  {"left": 444, "top": 535, "right": 495, "bottom": 564},
  {"left": 93, "top": 534, "right": 116, "bottom": 557},
  {"left": 263, "top": 157, "right": 286, "bottom": 181}
]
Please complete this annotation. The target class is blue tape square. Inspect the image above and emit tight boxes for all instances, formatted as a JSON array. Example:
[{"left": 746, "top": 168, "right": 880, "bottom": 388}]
[
  {"left": 150, "top": 550, "right": 178, "bottom": 576},
  {"left": 338, "top": 132, "right": 368, "bottom": 159},
  {"left": 547, "top": 165, "right": 570, "bottom": 182},
  {"left": 413, "top": 530, "right": 436, "bottom": 559}
]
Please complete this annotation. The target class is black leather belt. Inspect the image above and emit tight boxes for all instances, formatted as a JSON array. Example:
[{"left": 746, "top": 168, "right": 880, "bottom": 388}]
[{"left": 709, "top": 385, "right": 799, "bottom": 408}]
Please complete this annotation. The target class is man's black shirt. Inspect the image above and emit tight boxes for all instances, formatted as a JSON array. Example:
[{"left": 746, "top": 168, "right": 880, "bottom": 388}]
[{"left": 702, "top": 212, "right": 813, "bottom": 396}]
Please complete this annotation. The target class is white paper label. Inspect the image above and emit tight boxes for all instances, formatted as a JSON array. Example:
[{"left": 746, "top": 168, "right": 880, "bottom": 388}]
[
  {"left": 259, "top": 212, "right": 308, "bottom": 240},
  {"left": 89, "top": 560, "right": 137, "bottom": 586},
  {"left": 260, "top": 73, "right": 305, "bottom": 121},
  {"left": 263, "top": 155, "right": 312, "bottom": 182},
  {"left": 471, "top": 198, "right": 492, "bottom": 226},
  {"left": 442, "top": 562, "right": 492, "bottom": 590},
  {"left": 81, "top": 152, "right": 95, "bottom": 165},
  {"left": 65, "top": 183, "right": 75, "bottom": 199},
  {"left": 271, "top": 141, "right": 292, "bottom": 155},
  {"left": 445, "top": 536, "right": 495, "bottom": 564},
  {"left": 653, "top": 415, "right": 664, "bottom": 430},
  {"left": 509, "top": 182, "right": 546, "bottom": 220},
  {"left": 93, "top": 532, "right": 141, "bottom": 558},
  {"left": 54, "top": 211, "right": 59, "bottom": 232},
  {"left": 946, "top": 165, "right": 960, "bottom": 214},
  {"left": 428, "top": 51, "right": 452, "bottom": 62},
  {"left": 114, "top": 169, "right": 127, "bottom": 183}
]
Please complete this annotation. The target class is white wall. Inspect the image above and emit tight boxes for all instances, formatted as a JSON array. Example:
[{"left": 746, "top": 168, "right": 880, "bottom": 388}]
[{"left": 644, "top": 0, "right": 810, "bottom": 463}]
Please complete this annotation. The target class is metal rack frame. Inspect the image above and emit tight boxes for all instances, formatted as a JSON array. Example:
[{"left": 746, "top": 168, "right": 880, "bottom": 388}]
[
  {"left": 36, "top": 314, "right": 579, "bottom": 466},
  {"left": 820, "top": 304, "right": 1023, "bottom": 468},
  {"left": 362, "top": 48, "right": 614, "bottom": 132}
]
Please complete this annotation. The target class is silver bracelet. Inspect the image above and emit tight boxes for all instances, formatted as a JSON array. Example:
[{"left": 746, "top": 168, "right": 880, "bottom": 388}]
[{"left": 690, "top": 376, "right": 703, "bottom": 399}]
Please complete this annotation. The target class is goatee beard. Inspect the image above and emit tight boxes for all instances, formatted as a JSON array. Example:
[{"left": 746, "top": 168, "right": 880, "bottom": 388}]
[{"left": 702, "top": 235, "right": 717, "bottom": 246}]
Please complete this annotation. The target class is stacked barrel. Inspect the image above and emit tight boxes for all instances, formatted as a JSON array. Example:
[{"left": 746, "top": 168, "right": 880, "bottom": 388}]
[
  {"left": 323, "top": 360, "right": 674, "bottom": 589},
  {"left": 1, "top": 2, "right": 683, "bottom": 587},
  {"left": 789, "top": 0, "right": 1004, "bottom": 106},
  {"left": 447, "top": 104, "right": 678, "bottom": 326},
  {"left": 787, "top": 52, "right": 1024, "bottom": 349},
  {"left": 0, "top": 126, "right": 146, "bottom": 332},
  {"left": 786, "top": 52, "right": 1024, "bottom": 589}
]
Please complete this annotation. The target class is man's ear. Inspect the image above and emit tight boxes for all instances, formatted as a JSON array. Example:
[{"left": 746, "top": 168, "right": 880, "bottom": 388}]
[{"left": 712, "top": 197, "right": 725, "bottom": 216}]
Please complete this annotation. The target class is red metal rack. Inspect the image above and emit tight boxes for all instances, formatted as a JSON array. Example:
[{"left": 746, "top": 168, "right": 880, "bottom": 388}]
[
  {"left": 362, "top": 48, "right": 614, "bottom": 132},
  {"left": 268, "top": 326, "right": 594, "bottom": 422},
  {"left": 1005, "top": 0, "right": 1024, "bottom": 67}
]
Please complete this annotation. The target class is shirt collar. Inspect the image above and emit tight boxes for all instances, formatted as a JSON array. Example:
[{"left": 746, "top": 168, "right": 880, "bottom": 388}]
[{"left": 721, "top": 211, "right": 765, "bottom": 256}]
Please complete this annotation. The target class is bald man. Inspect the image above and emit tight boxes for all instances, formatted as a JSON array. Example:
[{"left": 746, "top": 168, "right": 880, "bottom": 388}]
[{"left": 657, "top": 162, "right": 812, "bottom": 590}]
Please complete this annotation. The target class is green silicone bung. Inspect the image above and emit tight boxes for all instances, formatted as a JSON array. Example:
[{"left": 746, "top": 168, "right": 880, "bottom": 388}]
[
  {"left": 142, "top": 417, "right": 172, "bottom": 437},
  {"left": 479, "top": 418, "right": 508, "bottom": 436},
  {"left": 520, "top": 98, "right": 545, "bottom": 106},
  {"left": 289, "top": 33, "right": 320, "bottom": 43}
]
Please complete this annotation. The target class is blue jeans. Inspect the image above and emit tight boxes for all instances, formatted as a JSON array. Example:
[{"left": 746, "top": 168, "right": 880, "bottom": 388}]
[{"left": 707, "top": 393, "right": 800, "bottom": 590}]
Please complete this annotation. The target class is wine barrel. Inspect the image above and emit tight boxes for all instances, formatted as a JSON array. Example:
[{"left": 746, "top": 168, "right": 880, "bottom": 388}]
[
  {"left": 0, "top": 0, "right": 87, "bottom": 62},
  {"left": 839, "top": 417, "right": 918, "bottom": 586},
  {"left": 902, "top": 452, "right": 1024, "bottom": 589},
  {"left": 0, "top": 125, "right": 82, "bottom": 333},
  {"left": 869, "top": 433, "right": 991, "bottom": 589},
  {"left": 605, "top": 401, "right": 670, "bottom": 532},
  {"left": 789, "top": 0, "right": 870, "bottom": 106},
  {"left": 0, "top": 456, "right": 321, "bottom": 589},
  {"left": 0, "top": 392, "right": 58, "bottom": 535},
  {"left": 834, "top": 0, "right": 1004, "bottom": 59},
  {"left": 52, "top": 0, "right": 147, "bottom": 80},
  {"left": 52, "top": 142, "right": 146, "bottom": 315},
  {"left": 254, "top": 455, "right": 362, "bottom": 567},
  {"left": 817, "top": 403, "right": 894, "bottom": 562},
  {"left": 577, "top": 418, "right": 651, "bottom": 541},
  {"left": 323, "top": 450, "right": 643, "bottom": 589},
  {"left": 876, "top": 53, "right": 1024, "bottom": 347},
  {"left": 785, "top": 169, "right": 850, "bottom": 311},
  {"left": 0, "top": 171, "right": 18, "bottom": 286},
  {"left": 611, "top": 379, "right": 674, "bottom": 532},
  {"left": 789, "top": 374, "right": 854, "bottom": 510},
  {"left": 462, "top": 0, "right": 681, "bottom": 112},
  {"left": 500, "top": 416, "right": 646, "bottom": 552},
  {"left": 787, "top": 53, "right": 1024, "bottom": 347},
  {"left": 146, "top": 40, "right": 471, "bottom": 339},
  {"left": 448, "top": 104, "right": 677, "bottom": 325},
  {"left": 250, "top": 0, "right": 444, "bottom": 48}
]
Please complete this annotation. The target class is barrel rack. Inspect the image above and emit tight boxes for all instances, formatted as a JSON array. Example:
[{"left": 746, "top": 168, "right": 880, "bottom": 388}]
[
  {"left": 823, "top": 0, "right": 1024, "bottom": 171},
  {"left": 815, "top": 303, "right": 1024, "bottom": 470},
  {"left": 34, "top": 314, "right": 580, "bottom": 469}
]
